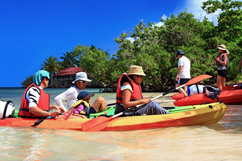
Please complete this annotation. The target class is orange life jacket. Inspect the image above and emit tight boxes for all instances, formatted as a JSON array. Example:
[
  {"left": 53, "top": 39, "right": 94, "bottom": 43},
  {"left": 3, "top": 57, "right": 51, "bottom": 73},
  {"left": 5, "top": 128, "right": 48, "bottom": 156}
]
[
  {"left": 18, "top": 83, "right": 49, "bottom": 118},
  {"left": 116, "top": 73, "right": 143, "bottom": 104}
]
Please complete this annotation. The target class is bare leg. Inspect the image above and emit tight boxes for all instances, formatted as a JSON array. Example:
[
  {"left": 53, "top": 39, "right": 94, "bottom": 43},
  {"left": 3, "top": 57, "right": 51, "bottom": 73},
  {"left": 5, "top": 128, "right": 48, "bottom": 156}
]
[
  {"left": 221, "top": 76, "right": 226, "bottom": 90},
  {"left": 91, "top": 96, "right": 107, "bottom": 112},
  {"left": 183, "top": 85, "right": 188, "bottom": 95},
  {"left": 217, "top": 75, "right": 223, "bottom": 90},
  {"left": 176, "top": 84, "right": 187, "bottom": 96}
]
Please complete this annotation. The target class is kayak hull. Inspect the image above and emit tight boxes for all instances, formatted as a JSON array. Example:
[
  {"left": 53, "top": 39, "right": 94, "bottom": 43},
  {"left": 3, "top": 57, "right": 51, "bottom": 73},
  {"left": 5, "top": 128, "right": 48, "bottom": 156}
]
[
  {"left": 172, "top": 88, "right": 242, "bottom": 106},
  {"left": 0, "top": 103, "right": 227, "bottom": 131}
]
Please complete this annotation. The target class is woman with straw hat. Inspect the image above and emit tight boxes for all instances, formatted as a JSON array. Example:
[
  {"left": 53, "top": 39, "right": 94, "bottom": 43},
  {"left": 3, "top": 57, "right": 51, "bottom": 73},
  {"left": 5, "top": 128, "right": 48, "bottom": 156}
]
[
  {"left": 215, "top": 44, "right": 229, "bottom": 90},
  {"left": 115, "top": 65, "right": 169, "bottom": 116}
]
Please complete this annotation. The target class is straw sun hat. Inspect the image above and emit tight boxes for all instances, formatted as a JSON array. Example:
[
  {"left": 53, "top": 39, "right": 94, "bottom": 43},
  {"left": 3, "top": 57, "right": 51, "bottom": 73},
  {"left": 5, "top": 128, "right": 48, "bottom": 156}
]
[
  {"left": 128, "top": 65, "right": 146, "bottom": 76},
  {"left": 217, "top": 44, "right": 229, "bottom": 54}
]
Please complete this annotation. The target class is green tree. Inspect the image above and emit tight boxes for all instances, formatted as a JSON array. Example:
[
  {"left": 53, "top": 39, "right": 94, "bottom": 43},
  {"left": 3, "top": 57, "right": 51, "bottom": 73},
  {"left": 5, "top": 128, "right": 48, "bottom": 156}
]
[
  {"left": 202, "top": 0, "right": 242, "bottom": 41},
  {"left": 202, "top": 0, "right": 242, "bottom": 82},
  {"left": 41, "top": 55, "right": 61, "bottom": 86},
  {"left": 73, "top": 44, "right": 117, "bottom": 90},
  {"left": 60, "top": 51, "right": 79, "bottom": 69},
  {"left": 114, "top": 11, "right": 220, "bottom": 90},
  {"left": 21, "top": 75, "right": 33, "bottom": 87}
]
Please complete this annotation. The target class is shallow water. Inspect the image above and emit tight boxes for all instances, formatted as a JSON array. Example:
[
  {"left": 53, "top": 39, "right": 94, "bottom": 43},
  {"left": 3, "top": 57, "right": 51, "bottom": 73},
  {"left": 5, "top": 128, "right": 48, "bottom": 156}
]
[{"left": 1, "top": 88, "right": 242, "bottom": 160}]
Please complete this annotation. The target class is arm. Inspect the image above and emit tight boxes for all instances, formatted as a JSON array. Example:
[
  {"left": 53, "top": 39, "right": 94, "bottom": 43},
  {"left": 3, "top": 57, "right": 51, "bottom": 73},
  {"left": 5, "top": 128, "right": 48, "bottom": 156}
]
[
  {"left": 176, "top": 65, "right": 183, "bottom": 81},
  {"left": 216, "top": 54, "right": 227, "bottom": 66},
  {"left": 239, "top": 57, "right": 242, "bottom": 73},
  {"left": 29, "top": 106, "right": 60, "bottom": 117},
  {"left": 122, "top": 83, "right": 151, "bottom": 109},
  {"left": 54, "top": 88, "right": 73, "bottom": 111}
]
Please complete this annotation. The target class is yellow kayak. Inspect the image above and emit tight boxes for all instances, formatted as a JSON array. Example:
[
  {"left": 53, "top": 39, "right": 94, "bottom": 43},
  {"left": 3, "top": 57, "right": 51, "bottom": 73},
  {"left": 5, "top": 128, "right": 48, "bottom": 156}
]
[{"left": 0, "top": 102, "right": 226, "bottom": 132}]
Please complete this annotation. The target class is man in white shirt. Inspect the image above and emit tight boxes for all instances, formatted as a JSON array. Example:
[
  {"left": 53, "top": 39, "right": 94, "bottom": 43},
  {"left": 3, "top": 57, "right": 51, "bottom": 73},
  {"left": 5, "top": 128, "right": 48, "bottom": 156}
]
[
  {"left": 54, "top": 72, "right": 107, "bottom": 113},
  {"left": 175, "top": 50, "right": 191, "bottom": 96}
]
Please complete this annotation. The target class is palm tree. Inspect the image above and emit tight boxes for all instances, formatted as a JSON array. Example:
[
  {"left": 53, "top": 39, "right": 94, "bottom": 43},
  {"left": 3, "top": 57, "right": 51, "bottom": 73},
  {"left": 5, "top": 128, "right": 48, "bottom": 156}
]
[
  {"left": 41, "top": 55, "right": 61, "bottom": 86},
  {"left": 60, "top": 51, "right": 79, "bottom": 68}
]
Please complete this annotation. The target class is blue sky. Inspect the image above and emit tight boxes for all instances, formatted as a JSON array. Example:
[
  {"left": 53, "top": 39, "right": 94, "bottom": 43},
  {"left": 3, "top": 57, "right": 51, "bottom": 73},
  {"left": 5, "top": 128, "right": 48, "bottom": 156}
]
[{"left": 0, "top": 0, "right": 219, "bottom": 87}]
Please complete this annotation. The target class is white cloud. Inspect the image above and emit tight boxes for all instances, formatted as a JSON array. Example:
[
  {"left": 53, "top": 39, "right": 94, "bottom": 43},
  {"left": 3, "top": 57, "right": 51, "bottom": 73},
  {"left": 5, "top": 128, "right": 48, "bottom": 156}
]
[
  {"left": 154, "top": 21, "right": 164, "bottom": 27},
  {"left": 184, "top": 0, "right": 221, "bottom": 25},
  {"left": 126, "top": 37, "right": 135, "bottom": 43},
  {"left": 161, "top": 14, "right": 168, "bottom": 20}
]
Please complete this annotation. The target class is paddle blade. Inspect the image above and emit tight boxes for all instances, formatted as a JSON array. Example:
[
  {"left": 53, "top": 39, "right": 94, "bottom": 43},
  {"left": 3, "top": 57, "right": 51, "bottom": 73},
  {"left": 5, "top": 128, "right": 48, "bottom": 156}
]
[
  {"left": 185, "top": 74, "right": 212, "bottom": 86},
  {"left": 64, "top": 109, "right": 75, "bottom": 120},
  {"left": 81, "top": 116, "right": 113, "bottom": 132}
]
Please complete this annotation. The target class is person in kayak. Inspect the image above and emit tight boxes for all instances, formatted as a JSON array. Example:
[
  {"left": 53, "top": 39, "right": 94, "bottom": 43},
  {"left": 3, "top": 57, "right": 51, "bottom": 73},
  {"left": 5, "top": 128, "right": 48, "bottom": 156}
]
[
  {"left": 183, "top": 85, "right": 221, "bottom": 100},
  {"left": 71, "top": 90, "right": 96, "bottom": 116},
  {"left": 54, "top": 72, "right": 107, "bottom": 113},
  {"left": 115, "top": 65, "right": 169, "bottom": 116},
  {"left": 175, "top": 50, "right": 191, "bottom": 97},
  {"left": 18, "top": 70, "right": 64, "bottom": 118},
  {"left": 215, "top": 44, "right": 229, "bottom": 90}
]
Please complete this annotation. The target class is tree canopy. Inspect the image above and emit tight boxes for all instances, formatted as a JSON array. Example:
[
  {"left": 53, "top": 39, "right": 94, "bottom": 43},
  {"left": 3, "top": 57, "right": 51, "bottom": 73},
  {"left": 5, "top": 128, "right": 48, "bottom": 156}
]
[{"left": 22, "top": 0, "right": 242, "bottom": 91}]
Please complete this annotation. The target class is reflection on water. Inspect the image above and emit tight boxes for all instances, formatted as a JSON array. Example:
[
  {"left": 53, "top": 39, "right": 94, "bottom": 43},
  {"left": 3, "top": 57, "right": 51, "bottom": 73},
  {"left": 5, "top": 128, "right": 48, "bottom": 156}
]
[
  {"left": 1, "top": 89, "right": 242, "bottom": 160},
  {"left": 1, "top": 104, "right": 242, "bottom": 160}
]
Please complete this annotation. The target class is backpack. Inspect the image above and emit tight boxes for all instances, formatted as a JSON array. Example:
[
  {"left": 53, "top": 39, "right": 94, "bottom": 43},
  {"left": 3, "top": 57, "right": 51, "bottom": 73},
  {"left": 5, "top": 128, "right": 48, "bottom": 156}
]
[
  {"left": 0, "top": 100, "right": 15, "bottom": 119},
  {"left": 204, "top": 86, "right": 221, "bottom": 100}
]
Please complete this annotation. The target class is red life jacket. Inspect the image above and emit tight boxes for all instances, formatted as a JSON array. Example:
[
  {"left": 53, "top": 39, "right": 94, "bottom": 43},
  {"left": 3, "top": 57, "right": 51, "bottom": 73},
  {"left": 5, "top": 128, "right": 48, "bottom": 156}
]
[
  {"left": 18, "top": 83, "right": 50, "bottom": 118},
  {"left": 116, "top": 73, "right": 143, "bottom": 104}
]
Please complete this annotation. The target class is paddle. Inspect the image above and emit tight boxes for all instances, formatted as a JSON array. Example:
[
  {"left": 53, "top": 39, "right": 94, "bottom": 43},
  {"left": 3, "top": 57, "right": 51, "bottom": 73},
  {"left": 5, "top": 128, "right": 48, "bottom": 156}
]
[
  {"left": 32, "top": 117, "right": 47, "bottom": 127},
  {"left": 32, "top": 102, "right": 117, "bottom": 127},
  {"left": 64, "top": 102, "right": 116, "bottom": 120},
  {"left": 81, "top": 74, "right": 212, "bottom": 132}
]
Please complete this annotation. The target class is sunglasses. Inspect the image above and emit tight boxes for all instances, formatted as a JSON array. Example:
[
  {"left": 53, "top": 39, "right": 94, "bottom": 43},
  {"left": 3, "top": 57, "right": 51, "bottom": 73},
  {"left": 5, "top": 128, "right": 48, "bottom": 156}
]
[
  {"left": 135, "top": 75, "right": 143, "bottom": 79},
  {"left": 79, "top": 80, "right": 88, "bottom": 84}
]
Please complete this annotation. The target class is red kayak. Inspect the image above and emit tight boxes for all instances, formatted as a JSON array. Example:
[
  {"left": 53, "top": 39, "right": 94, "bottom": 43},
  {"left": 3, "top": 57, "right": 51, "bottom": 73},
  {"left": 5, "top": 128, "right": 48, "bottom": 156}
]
[{"left": 172, "top": 86, "right": 242, "bottom": 106}]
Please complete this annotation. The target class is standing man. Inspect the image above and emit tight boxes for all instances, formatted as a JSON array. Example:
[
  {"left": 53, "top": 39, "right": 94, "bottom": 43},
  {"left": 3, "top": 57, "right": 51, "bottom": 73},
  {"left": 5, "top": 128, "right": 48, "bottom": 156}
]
[
  {"left": 54, "top": 72, "right": 107, "bottom": 113},
  {"left": 175, "top": 50, "right": 191, "bottom": 96},
  {"left": 18, "top": 70, "right": 64, "bottom": 118}
]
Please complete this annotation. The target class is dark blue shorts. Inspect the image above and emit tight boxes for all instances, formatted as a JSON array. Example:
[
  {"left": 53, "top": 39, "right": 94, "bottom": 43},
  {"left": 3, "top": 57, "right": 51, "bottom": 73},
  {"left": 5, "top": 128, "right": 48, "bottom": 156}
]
[
  {"left": 89, "top": 106, "right": 97, "bottom": 114},
  {"left": 177, "top": 78, "right": 190, "bottom": 85},
  {"left": 218, "top": 70, "right": 227, "bottom": 77}
]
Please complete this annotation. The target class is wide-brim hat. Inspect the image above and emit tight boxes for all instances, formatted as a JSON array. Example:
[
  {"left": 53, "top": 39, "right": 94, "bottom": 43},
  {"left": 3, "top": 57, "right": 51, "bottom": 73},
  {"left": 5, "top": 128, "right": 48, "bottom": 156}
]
[
  {"left": 77, "top": 90, "right": 95, "bottom": 100},
  {"left": 128, "top": 65, "right": 146, "bottom": 76},
  {"left": 72, "top": 72, "right": 92, "bottom": 84},
  {"left": 176, "top": 50, "right": 185, "bottom": 57},
  {"left": 217, "top": 44, "right": 229, "bottom": 54}
]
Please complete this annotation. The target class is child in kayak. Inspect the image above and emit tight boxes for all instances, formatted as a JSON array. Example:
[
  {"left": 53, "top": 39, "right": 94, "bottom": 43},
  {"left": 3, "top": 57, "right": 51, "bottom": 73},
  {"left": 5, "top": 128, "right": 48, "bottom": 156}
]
[{"left": 71, "top": 90, "right": 95, "bottom": 115}]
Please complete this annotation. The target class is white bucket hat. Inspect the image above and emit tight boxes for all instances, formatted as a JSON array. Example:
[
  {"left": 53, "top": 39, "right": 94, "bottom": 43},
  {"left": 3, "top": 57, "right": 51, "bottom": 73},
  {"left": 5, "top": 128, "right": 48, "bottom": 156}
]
[{"left": 72, "top": 72, "right": 92, "bottom": 83}]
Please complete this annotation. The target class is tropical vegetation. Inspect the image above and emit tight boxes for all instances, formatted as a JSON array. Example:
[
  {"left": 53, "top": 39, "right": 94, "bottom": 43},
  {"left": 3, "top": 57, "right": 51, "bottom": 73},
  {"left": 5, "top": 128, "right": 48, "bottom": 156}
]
[{"left": 22, "top": 0, "right": 242, "bottom": 92}]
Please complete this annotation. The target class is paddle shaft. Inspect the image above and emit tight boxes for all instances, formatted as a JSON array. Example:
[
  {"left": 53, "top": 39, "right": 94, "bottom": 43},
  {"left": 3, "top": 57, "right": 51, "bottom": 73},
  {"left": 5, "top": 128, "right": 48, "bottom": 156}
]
[
  {"left": 149, "top": 75, "right": 212, "bottom": 103},
  {"left": 82, "top": 74, "right": 212, "bottom": 131},
  {"left": 114, "top": 75, "right": 212, "bottom": 115}
]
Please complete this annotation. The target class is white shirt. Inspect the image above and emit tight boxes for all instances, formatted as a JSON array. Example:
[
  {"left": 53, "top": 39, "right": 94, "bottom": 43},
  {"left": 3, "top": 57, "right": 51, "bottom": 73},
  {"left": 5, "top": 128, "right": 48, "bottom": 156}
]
[
  {"left": 54, "top": 86, "right": 81, "bottom": 111},
  {"left": 178, "top": 56, "right": 191, "bottom": 78},
  {"left": 189, "top": 85, "right": 204, "bottom": 95},
  {"left": 121, "top": 85, "right": 133, "bottom": 92}
]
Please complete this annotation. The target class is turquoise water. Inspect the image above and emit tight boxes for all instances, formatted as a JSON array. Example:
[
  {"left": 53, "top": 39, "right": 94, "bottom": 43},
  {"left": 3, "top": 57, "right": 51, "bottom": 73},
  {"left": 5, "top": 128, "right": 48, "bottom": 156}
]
[
  {"left": 0, "top": 87, "right": 101, "bottom": 109},
  {"left": 1, "top": 88, "right": 242, "bottom": 160}
]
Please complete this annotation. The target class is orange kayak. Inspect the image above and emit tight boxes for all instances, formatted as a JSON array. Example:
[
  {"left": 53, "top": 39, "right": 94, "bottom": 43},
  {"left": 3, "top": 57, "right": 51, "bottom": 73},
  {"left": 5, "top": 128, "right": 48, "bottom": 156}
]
[
  {"left": 172, "top": 86, "right": 242, "bottom": 106},
  {"left": 0, "top": 102, "right": 227, "bottom": 131}
]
